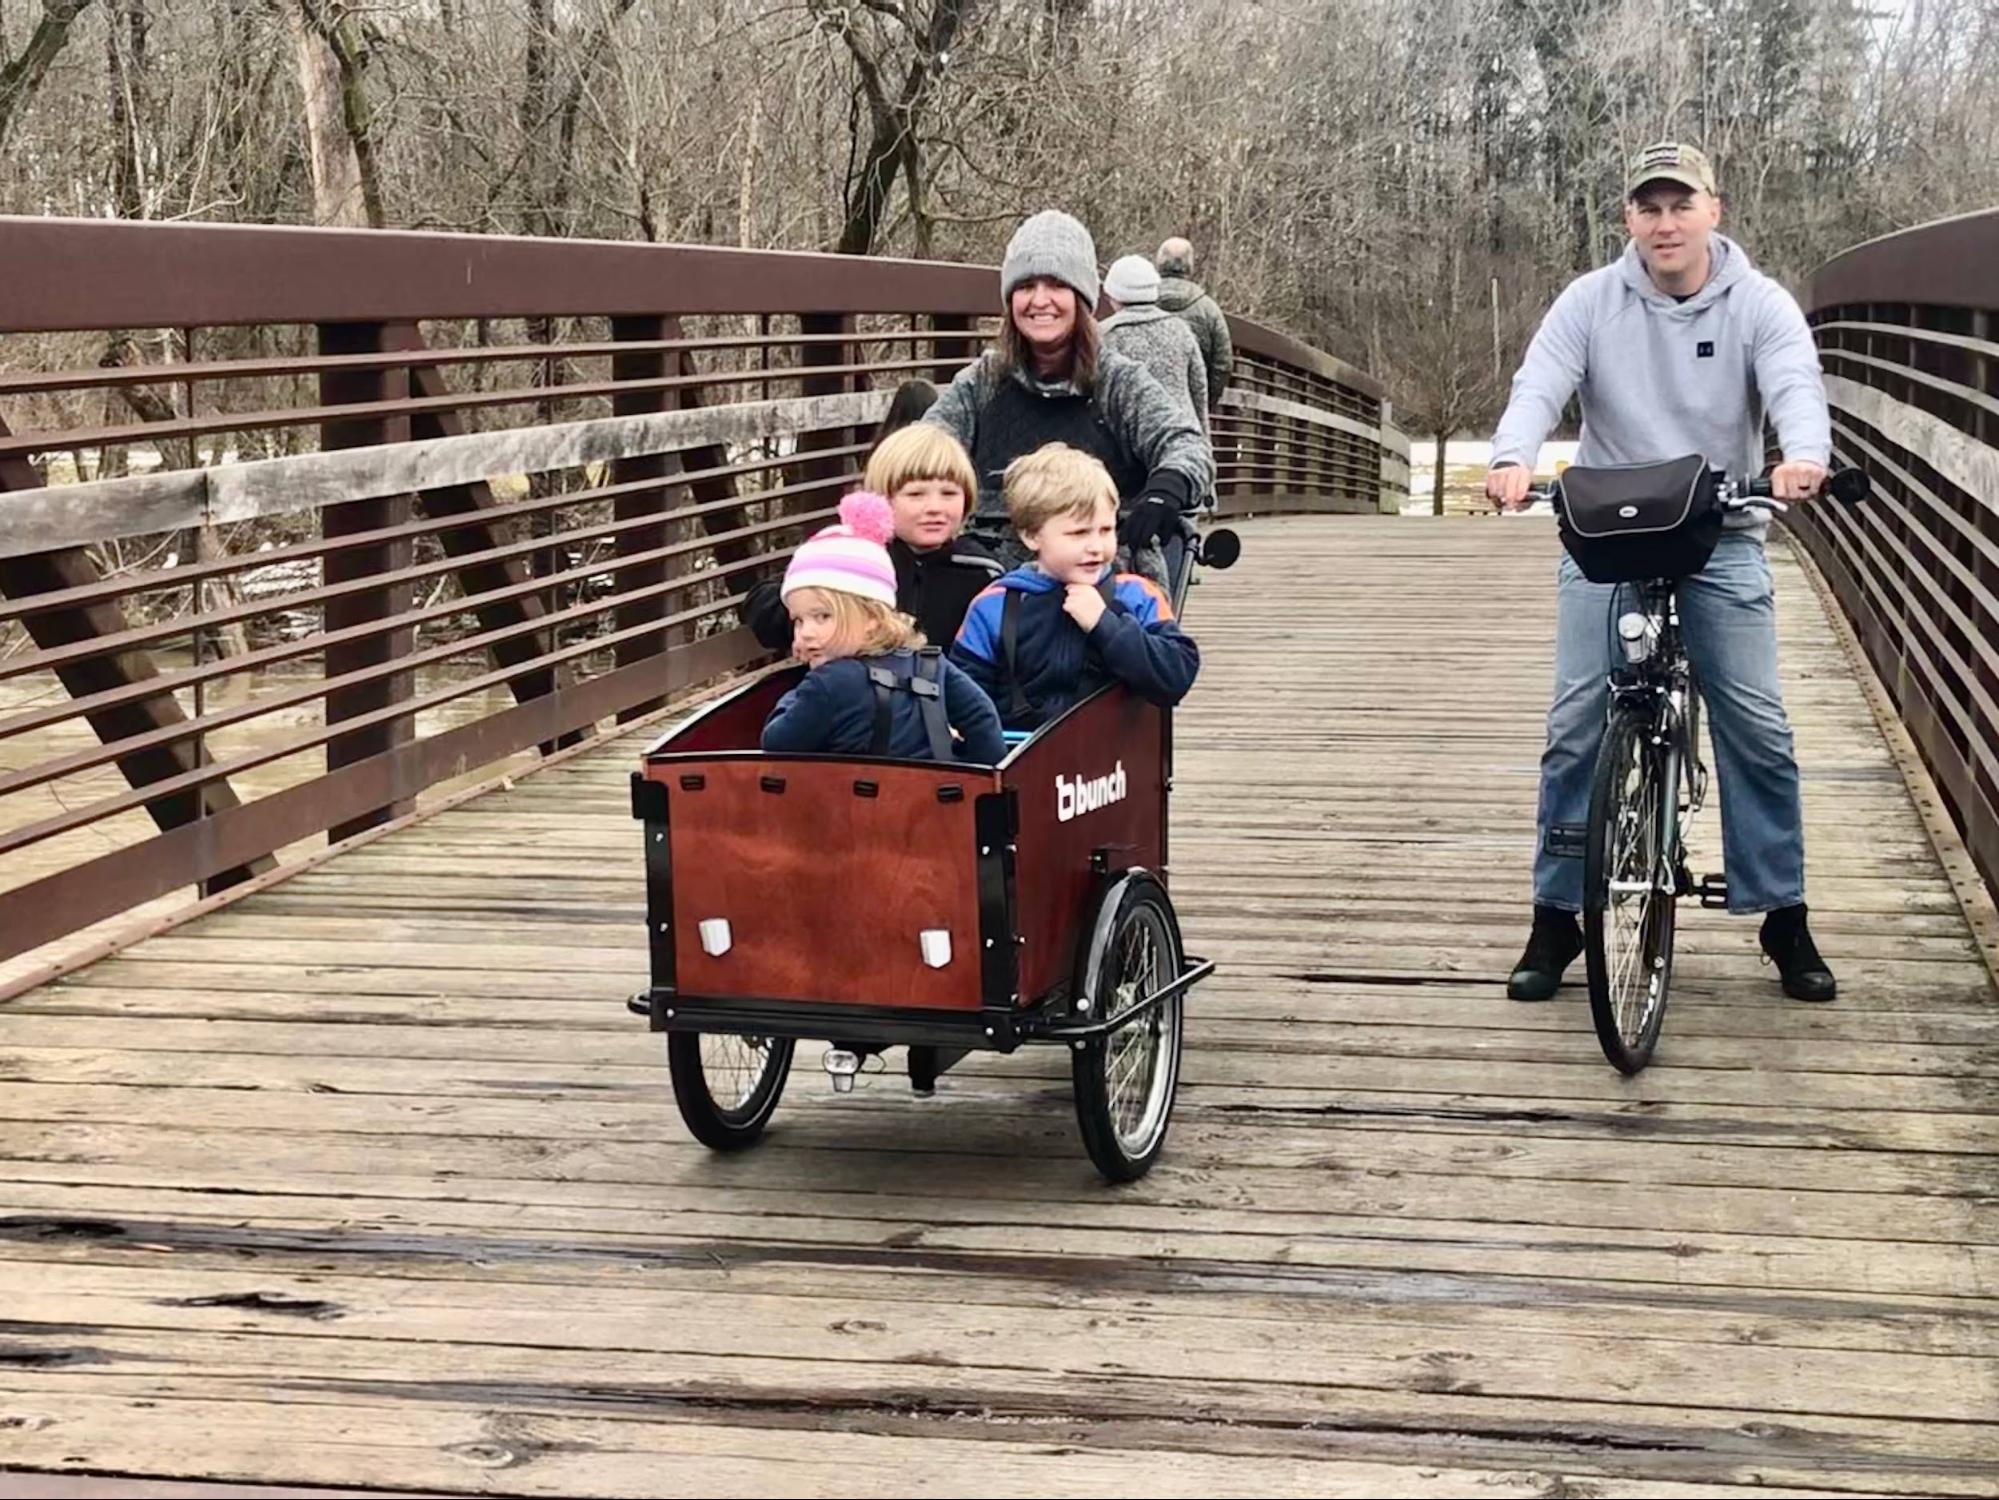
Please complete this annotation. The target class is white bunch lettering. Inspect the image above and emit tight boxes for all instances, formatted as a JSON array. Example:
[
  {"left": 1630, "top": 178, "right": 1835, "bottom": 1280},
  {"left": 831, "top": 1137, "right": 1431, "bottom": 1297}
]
[{"left": 1056, "top": 761, "right": 1128, "bottom": 822}]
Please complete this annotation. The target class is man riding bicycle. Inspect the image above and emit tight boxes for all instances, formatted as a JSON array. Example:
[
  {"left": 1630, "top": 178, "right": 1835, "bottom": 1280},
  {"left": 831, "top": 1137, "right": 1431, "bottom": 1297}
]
[{"left": 1487, "top": 141, "right": 1838, "bottom": 1004}]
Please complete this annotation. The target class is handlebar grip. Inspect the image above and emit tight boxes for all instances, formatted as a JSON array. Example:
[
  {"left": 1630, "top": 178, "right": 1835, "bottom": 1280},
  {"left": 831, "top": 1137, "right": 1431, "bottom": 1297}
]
[
  {"left": 1740, "top": 476, "right": 1775, "bottom": 500},
  {"left": 1829, "top": 466, "right": 1871, "bottom": 504}
]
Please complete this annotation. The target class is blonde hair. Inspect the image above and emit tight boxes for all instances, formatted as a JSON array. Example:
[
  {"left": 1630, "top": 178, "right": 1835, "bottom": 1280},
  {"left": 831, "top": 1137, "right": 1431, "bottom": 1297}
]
[
  {"left": 864, "top": 423, "right": 978, "bottom": 510},
  {"left": 787, "top": 586, "right": 925, "bottom": 657},
  {"left": 1003, "top": 443, "right": 1119, "bottom": 536}
]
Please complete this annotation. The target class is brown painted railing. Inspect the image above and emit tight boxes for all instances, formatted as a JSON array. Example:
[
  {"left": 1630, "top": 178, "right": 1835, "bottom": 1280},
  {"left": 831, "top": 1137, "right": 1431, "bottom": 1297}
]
[
  {"left": 1795, "top": 208, "right": 1999, "bottom": 894},
  {"left": 0, "top": 217, "right": 1396, "bottom": 963}
]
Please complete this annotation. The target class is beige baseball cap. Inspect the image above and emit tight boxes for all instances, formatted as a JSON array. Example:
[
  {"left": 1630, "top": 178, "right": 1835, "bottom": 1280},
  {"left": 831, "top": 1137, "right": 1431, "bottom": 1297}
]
[{"left": 1626, "top": 141, "right": 1718, "bottom": 198}]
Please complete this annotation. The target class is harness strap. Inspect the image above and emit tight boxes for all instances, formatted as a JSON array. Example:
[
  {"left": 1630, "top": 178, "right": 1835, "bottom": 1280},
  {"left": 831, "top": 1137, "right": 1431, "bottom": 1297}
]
[
  {"left": 1000, "top": 579, "right": 1120, "bottom": 727},
  {"left": 910, "top": 648, "right": 954, "bottom": 762},
  {"left": 866, "top": 649, "right": 956, "bottom": 761},
  {"left": 867, "top": 664, "right": 898, "bottom": 758},
  {"left": 1000, "top": 588, "right": 1029, "bottom": 723}
]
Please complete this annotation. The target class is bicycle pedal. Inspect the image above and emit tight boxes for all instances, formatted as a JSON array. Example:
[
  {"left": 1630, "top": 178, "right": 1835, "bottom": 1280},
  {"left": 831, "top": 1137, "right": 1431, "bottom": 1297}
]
[{"left": 1695, "top": 874, "right": 1730, "bottom": 909}]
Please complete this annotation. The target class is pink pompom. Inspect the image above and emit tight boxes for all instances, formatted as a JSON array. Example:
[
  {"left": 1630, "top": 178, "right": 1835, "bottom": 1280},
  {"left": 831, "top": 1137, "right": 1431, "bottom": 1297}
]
[{"left": 838, "top": 490, "right": 895, "bottom": 545}]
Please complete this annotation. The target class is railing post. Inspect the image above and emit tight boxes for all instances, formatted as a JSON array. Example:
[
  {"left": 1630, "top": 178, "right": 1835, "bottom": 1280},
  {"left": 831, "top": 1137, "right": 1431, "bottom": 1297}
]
[
  {"left": 795, "top": 311, "right": 859, "bottom": 511},
  {"left": 1221, "top": 364, "right": 1245, "bottom": 516},
  {"left": 1976, "top": 308, "right": 1995, "bottom": 453},
  {"left": 930, "top": 312, "right": 976, "bottom": 382},
  {"left": 317, "top": 320, "right": 415, "bottom": 840},
  {"left": 1288, "top": 375, "right": 1314, "bottom": 509},
  {"left": 611, "top": 314, "right": 674, "bottom": 721}
]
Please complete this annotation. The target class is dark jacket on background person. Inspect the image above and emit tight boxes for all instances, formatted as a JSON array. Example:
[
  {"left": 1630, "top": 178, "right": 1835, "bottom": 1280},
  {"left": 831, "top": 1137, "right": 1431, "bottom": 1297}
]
[{"left": 1157, "top": 274, "right": 1234, "bottom": 408}]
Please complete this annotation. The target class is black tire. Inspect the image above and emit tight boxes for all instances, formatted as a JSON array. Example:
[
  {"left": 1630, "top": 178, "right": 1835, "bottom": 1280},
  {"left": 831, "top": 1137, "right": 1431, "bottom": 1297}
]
[
  {"left": 1584, "top": 709, "right": 1679, "bottom": 1075},
  {"left": 667, "top": 1032, "right": 794, "bottom": 1151},
  {"left": 1071, "top": 874, "right": 1186, "bottom": 1182}
]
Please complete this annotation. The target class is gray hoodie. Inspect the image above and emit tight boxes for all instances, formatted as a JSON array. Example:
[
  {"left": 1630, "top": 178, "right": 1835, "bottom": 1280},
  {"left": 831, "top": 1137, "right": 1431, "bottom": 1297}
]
[
  {"left": 1101, "top": 303, "right": 1210, "bottom": 435},
  {"left": 1490, "top": 234, "right": 1830, "bottom": 534}
]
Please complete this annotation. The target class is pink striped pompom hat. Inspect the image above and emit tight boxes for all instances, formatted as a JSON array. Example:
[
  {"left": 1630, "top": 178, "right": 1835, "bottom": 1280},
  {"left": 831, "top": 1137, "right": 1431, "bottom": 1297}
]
[{"left": 780, "top": 491, "right": 899, "bottom": 609}]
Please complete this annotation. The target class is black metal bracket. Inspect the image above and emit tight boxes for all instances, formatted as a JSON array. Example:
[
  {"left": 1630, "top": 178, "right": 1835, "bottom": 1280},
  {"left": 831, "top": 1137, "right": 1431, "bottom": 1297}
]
[
  {"left": 629, "top": 991, "right": 1031, "bottom": 1052},
  {"left": 1021, "top": 956, "right": 1215, "bottom": 1042},
  {"left": 629, "top": 771, "right": 667, "bottom": 822},
  {"left": 974, "top": 789, "right": 1020, "bottom": 1007}
]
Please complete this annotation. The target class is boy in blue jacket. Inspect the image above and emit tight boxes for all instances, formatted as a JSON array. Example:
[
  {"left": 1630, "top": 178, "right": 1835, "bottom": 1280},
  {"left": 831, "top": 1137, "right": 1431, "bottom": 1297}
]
[{"left": 951, "top": 443, "right": 1199, "bottom": 730}]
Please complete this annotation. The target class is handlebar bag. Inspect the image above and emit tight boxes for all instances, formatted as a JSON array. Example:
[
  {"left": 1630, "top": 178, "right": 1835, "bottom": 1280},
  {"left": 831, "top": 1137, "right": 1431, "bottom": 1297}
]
[{"left": 1555, "top": 455, "right": 1722, "bottom": 584}]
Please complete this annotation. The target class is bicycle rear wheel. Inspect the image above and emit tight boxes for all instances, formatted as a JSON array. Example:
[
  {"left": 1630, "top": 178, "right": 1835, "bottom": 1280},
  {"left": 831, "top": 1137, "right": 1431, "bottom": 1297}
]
[{"left": 1583, "top": 709, "right": 1679, "bottom": 1074}]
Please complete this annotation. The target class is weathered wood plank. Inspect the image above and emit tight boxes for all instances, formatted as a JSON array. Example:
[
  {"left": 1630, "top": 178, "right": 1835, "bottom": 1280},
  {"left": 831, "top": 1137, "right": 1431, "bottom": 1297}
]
[{"left": 0, "top": 515, "right": 1993, "bottom": 1496}]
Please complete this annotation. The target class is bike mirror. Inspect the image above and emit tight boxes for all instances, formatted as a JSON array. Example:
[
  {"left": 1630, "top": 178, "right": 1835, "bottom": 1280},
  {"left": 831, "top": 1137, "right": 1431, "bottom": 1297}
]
[
  {"left": 1828, "top": 467, "right": 1871, "bottom": 505},
  {"left": 1199, "top": 528, "right": 1242, "bottom": 569}
]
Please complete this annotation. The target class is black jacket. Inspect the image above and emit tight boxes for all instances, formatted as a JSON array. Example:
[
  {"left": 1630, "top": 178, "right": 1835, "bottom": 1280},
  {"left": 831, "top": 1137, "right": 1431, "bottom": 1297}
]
[{"left": 746, "top": 535, "right": 1003, "bottom": 652}]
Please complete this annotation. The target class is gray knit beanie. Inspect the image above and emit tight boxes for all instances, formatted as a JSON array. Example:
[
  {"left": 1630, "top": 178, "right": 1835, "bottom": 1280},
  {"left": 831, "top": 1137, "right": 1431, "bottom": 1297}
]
[
  {"left": 1000, "top": 210, "right": 1100, "bottom": 307},
  {"left": 1104, "top": 254, "right": 1161, "bottom": 305}
]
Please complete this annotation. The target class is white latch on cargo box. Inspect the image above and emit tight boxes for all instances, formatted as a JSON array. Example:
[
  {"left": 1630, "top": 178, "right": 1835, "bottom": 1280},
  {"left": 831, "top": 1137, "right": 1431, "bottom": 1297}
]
[
  {"left": 919, "top": 929, "right": 952, "bottom": 968},
  {"left": 699, "top": 918, "right": 732, "bottom": 957}
]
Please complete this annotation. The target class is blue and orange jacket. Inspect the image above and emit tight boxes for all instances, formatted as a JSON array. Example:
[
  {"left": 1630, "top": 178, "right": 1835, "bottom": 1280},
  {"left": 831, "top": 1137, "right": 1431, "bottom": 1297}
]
[{"left": 949, "top": 565, "right": 1200, "bottom": 730}]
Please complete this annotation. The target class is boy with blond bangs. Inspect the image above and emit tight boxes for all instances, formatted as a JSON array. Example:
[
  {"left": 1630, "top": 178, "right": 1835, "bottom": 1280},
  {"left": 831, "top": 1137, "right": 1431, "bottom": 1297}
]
[{"left": 747, "top": 424, "right": 1000, "bottom": 655}]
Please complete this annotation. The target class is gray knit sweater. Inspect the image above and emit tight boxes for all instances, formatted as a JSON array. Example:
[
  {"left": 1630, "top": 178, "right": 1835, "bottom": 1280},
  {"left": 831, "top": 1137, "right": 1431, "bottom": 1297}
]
[
  {"left": 1101, "top": 304, "right": 1209, "bottom": 435},
  {"left": 924, "top": 345, "right": 1214, "bottom": 521}
]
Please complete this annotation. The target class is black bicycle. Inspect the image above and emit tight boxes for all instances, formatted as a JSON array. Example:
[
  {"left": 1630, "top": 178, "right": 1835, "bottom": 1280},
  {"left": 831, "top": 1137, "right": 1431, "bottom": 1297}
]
[{"left": 1533, "top": 458, "right": 1868, "bottom": 1073}]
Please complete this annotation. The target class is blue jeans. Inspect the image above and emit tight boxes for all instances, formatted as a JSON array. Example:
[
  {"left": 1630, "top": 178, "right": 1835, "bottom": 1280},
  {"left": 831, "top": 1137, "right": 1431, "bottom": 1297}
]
[{"left": 1534, "top": 532, "right": 1805, "bottom": 915}]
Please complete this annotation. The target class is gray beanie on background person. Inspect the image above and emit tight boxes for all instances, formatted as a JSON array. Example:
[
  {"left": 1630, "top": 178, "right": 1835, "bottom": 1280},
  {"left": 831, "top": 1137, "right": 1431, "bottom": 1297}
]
[
  {"left": 1000, "top": 210, "right": 1100, "bottom": 307},
  {"left": 1104, "top": 255, "right": 1161, "bottom": 305}
]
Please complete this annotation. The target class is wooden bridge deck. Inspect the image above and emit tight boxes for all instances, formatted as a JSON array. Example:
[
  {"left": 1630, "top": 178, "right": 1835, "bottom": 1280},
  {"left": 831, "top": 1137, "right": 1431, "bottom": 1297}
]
[{"left": 1, "top": 515, "right": 1995, "bottom": 1497}]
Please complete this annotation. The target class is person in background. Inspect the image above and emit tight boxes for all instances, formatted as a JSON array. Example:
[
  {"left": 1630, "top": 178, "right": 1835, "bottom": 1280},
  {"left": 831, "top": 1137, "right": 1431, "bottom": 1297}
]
[
  {"left": 1102, "top": 254, "right": 1209, "bottom": 436},
  {"left": 1156, "top": 236, "right": 1234, "bottom": 411}
]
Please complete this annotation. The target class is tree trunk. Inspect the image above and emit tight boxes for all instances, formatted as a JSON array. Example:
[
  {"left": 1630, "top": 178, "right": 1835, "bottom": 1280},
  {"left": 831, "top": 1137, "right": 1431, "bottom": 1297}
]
[
  {"left": 1432, "top": 431, "right": 1448, "bottom": 518},
  {"left": 520, "top": 0, "right": 553, "bottom": 236},
  {"left": 106, "top": 0, "right": 147, "bottom": 217},
  {"left": 288, "top": 0, "right": 378, "bottom": 227},
  {"left": 830, "top": 0, "right": 967, "bottom": 256},
  {"left": 194, "top": 521, "right": 251, "bottom": 661},
  {"left": 0, "top": 0, "right": 99, "bottom": 147}
]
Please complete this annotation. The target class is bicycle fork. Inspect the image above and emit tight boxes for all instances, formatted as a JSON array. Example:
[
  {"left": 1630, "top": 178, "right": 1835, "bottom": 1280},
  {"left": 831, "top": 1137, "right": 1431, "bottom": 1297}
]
[{"left": 1656, "top": 694, "right": 1687, "bottom": 900}]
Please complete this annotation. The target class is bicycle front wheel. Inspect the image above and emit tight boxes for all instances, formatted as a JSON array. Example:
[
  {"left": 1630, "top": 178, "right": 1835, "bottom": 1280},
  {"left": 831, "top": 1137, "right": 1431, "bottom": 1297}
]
[{"left": 1583, "top": 709, "right": 1679, "bottom": 1074}]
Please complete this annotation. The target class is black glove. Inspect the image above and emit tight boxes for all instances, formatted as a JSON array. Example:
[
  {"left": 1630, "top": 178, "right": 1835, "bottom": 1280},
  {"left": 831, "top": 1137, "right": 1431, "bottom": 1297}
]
[{"left": 1120, "top": 495, "right": 1174, "bottom": 551}]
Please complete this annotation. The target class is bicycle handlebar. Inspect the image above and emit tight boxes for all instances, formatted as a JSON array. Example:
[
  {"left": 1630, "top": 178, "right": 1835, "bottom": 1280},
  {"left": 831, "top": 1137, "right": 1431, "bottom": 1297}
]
[{"left": 1523, "top": 465, "right": 1870, "bottom": 511}]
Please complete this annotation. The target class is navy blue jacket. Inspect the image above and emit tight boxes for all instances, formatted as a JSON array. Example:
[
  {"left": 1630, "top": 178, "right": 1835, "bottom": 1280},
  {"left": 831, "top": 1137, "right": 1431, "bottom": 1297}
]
[
  {"left": 760, "top": 650, "right": 1005, "bottom": 764},
  {"left": 950, "top": 565, "right": 1200, "bottom": 729}
]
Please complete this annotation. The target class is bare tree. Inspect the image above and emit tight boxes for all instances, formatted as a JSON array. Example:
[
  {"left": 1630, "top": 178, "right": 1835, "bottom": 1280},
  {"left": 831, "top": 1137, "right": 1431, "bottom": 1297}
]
[
  {"left": 0, "top": 0, "right": 98, "bottom": 147},
  {"left": 0, "top": 0, "right": 1995, "bottom": 456},
  {"left": 807, "top": 0, "right": 970, "bottom": 255}
]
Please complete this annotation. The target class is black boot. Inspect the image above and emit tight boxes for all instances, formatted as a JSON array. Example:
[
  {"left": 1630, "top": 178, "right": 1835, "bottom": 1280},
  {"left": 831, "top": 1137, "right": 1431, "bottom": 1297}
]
[
  {"left": 1760, "top": 904, "right": 1837, "bottom": 1002},
  {"left": 1508, "top": 905, "right": 1584, "bottom": 1001}
]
